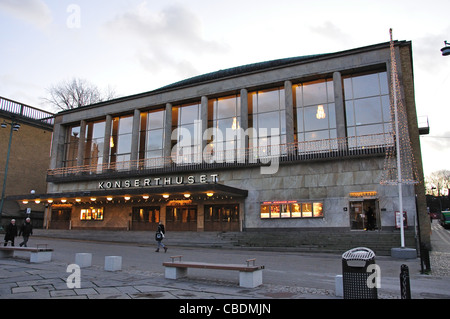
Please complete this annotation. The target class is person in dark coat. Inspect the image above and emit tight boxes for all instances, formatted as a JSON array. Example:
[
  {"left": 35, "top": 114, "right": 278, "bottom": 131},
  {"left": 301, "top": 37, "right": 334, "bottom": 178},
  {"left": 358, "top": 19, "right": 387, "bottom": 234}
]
[
  {"left": 4, "top": 219, "right": 18, "bottom": 246},
  {"left": 19, "top": 218, "right": 33, "bottom": 247},
  {"left": 155, "top": 222, "right": 167, "bottom": 253}
]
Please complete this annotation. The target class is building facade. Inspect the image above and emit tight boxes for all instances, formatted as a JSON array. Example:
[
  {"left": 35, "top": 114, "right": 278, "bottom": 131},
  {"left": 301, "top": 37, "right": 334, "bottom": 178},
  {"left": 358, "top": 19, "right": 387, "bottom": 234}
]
[
  {"left": 15, "top": 41, "right": 430, "bottom": 247},
  {"left": 0, "top": 97, "right": 54, "bottom": 228}
]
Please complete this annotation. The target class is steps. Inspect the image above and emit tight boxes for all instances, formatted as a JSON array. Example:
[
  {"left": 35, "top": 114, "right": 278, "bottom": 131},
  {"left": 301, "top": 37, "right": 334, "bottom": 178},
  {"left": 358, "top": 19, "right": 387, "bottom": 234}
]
[{"left": 219, "top": 230, "right": 417, "bottom": 256}]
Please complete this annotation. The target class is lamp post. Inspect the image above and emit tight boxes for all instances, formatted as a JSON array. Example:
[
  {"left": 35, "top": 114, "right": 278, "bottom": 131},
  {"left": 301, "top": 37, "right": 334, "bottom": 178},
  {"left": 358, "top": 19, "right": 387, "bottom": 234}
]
[{"left": 0, "top": 119, "right": 20, "bottom": 229}]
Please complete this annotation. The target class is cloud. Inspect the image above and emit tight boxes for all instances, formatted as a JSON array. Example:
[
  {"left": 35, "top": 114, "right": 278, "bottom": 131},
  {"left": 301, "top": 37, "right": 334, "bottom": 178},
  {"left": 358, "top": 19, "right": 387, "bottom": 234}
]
[
  {"left": 309, "top": 21, "right": 353, "bottom": 46},
  {"left": 101, "top": 3, "right": 228, "bottom": 79},
  {"left": 0, "top": 0, "right": 52, "bottom": 28}
]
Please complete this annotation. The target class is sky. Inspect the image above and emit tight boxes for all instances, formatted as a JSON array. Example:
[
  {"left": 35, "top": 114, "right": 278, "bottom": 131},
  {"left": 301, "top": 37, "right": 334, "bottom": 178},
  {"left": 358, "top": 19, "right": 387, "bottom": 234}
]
[{"left": 1, "top": 0, "right": 450, "bottom": 177}]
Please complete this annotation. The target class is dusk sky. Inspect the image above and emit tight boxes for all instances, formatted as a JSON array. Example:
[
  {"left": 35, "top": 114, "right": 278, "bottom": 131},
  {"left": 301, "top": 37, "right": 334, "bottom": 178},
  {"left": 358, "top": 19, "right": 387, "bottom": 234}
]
[{"left": 1, "top": 0, "right": 449, "bottom": 176}]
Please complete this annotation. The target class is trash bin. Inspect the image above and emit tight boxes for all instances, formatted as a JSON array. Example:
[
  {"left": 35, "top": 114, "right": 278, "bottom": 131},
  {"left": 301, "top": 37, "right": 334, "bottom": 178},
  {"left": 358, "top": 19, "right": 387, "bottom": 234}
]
[{"left": 342, "top": 247, "right": 378, "bottom": 299}]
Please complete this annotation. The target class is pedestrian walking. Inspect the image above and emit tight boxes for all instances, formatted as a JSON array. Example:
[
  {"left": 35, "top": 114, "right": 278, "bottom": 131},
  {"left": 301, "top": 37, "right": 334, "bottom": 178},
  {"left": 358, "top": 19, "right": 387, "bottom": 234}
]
[
  {"left": 19, "top": 217, "right": 33, "bottom": 247},
  {"left": 3, "top": 219, "right": 18, "bottom": 246},
  {"left": 155, "top": 222, "right": 167, "bottom": 253}
]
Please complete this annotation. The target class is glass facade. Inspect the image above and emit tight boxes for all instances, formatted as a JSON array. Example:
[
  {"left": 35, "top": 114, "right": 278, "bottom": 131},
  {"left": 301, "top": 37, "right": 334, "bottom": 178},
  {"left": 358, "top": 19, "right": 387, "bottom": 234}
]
[
  {"left": 60, "top": 70, "right": 391, "bottom": 171},
  {"left": 208, "top": 94, "right": 241, "bottom": 162},
  {"left": 294, "top": 79, "right": 336, "bottom": 152},
  {"left": 140, "top": 109, "right": 166, "bottom": 168},
  {"left": 249, "top": 87, "right": 286, "bottom": 157},
  {"left": 343, "top": 71, "right": 391, "bottom": 147}
]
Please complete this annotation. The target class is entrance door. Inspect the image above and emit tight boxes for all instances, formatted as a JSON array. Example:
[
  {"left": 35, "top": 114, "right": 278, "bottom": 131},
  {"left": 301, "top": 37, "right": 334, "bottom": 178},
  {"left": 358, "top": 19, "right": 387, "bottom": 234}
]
[
  {"left": 166, "top": 206, "right": 197, "bottom": 231},
  {"left": 349, "top": 200, "right": 378, "bottom": 230},
  {"left": 131, "top": 206, "right": 160, "bottom": 231},
  {"left": 204, "top": 204, "right": 240, "bottom": 231},
  {"left": 50, "top": 208, "right": 72, "bottom": 229}
]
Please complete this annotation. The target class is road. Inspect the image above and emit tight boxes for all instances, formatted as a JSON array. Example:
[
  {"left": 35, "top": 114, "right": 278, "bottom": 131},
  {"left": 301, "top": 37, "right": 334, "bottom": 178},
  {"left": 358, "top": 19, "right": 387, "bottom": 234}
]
[{"left": 12, "top": 231, "right": 446, "bottom": 298}]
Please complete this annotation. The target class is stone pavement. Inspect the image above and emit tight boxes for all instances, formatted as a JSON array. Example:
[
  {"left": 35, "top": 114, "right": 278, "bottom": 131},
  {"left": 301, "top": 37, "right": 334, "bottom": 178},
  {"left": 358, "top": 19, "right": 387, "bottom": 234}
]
[
  {"left": 1, "top": 228, "right": 450, "bottom": 301},
  {"left": 0, "top": 253, "right": 337, "bottom": 300}
]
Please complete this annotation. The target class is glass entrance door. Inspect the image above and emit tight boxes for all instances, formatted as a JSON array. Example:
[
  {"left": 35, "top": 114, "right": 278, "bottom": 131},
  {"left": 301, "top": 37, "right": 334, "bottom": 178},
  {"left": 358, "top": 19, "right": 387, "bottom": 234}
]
[
  {"left": 166, "top": 206, "right": 197, "bottom": 231},
  {"left": 349, "top": 200, "right": 378, "bottom": 230}
]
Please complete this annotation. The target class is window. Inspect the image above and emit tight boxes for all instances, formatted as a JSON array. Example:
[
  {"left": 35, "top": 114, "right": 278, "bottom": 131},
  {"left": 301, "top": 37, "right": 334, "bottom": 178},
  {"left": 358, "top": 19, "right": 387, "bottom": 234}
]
[
  {"left": 80, "top": 207, "right": 104, "bottom": 221},
  {"left": 132, "top": 206, "right": 160, "bottom": 223},
  {"left": 173, "top": 103, "right": 202, "bottom": 164},
  {"left": 110, "top": 115, "right": 133, "bottom": 170},
  {"left": 260, "top": 201, "right": 323, "bottom": 219},
  {"left": 294, "top": 79, "right": 336, "bottom": 153},
  {"left": 208, "top": 95, "right": 241, "bottom": 162},
  {"left": 63, "top": 125, "right": 80, "bottom": 168},
  {"left": 343, "top": 71, "right": 392, "bottom": 148},
  {"left": 249, "top": 87, "right": 286, "bottom": 159},
  {"left": 84, "top": 120, "right": 105, "bottom": 173},
  {"left": 139, "top": 109, "right": 165, "bottom": 168}
]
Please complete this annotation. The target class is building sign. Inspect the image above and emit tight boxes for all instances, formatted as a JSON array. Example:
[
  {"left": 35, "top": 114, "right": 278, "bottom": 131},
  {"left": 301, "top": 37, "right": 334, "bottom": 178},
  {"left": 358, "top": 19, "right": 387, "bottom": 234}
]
[
  {"left": 98, "top": 174, "right": 219, "bottom": 190},
  {"left": 395, "top": 211, "right": 408, "bottom": 229},
  {"left": 349, "top": 191, "right": 378, "bottom": 198}
]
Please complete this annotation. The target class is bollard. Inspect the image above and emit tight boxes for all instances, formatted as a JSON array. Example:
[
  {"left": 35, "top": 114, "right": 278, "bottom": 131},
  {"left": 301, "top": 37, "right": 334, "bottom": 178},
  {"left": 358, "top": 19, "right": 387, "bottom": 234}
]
[{"left": 400, "top": 264, "right": 411, "bottom": 299}]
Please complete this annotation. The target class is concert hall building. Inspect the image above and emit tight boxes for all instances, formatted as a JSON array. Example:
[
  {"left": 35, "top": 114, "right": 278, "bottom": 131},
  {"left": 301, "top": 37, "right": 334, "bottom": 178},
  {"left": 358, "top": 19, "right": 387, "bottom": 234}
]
[{"left": 14, "top": 41, "right": 430, "bottom": 247}]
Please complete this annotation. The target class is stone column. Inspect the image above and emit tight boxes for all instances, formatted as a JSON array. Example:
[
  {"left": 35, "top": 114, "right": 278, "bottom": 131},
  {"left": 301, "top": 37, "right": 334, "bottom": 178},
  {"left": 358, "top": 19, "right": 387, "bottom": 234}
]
[
  {"left": 239, "top": 88, "right": 249, "bottom": 162},
  {"left": 200, "top": 96, "right": 208, "bottom": 162},
  {"left": 130, "top": 109, "right": 141, "bottom": 169},
  {"left": 102, "top": 114, "right": 112, "bottom": 171},
  {"left": 76, "top": 120, "right": 86, "bottom": 168},
  {"left": 333, "top": 71, "right": 347, "bottom": 151},
  {"left": 163, "top": 103, "right": 173, "bottom": 166},
  {"left": 284, "top": 81, "right": 295, "bottom": 154}
]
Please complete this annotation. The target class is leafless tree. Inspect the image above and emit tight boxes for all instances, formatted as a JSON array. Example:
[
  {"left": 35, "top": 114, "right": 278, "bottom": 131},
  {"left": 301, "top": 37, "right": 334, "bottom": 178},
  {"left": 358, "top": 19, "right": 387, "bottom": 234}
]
[
  {"left": 425, "top": 170, "right": 450, "bottom": 196},
  {"left": 43, "top": 78, "right": 117, "bottom": 111}
]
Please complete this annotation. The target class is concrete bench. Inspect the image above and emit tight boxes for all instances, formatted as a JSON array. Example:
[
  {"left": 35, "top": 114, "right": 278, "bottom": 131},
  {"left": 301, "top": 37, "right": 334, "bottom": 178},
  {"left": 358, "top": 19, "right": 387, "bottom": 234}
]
[
  {"left": 0, "top": 244, "right": 53, "bottom": 263},
  {"left": 163, "top": 256, "right": 264, "bottom": 288}
]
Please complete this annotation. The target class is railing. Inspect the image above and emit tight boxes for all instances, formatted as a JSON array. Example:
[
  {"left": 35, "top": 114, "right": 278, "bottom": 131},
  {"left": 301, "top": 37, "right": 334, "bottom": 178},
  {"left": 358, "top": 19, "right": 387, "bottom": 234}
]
[
  {"left": 0, "top": 96, "right": 54, "bottom": 125},
  {"left": 47, "top": 133, "right": 394, "bottom": 181}
]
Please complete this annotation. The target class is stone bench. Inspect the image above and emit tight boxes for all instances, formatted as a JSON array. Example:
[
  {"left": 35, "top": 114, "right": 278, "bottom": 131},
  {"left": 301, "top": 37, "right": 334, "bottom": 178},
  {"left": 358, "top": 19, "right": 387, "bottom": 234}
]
[
  {"left": 162, "top": 256, "right": 264, "bottom": 288},
  {"left": 0, "top": 244, "right": 53, "bottom": 263}
]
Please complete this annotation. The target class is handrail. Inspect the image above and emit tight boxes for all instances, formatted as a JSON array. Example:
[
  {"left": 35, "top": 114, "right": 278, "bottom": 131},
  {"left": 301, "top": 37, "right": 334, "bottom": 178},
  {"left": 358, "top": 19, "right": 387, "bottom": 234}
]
[
  {"left": 48, "top": 133, "right": 394, "bottom": 179},
  {"left": 0, "top": 96, "right": 54, "bottom": 125}
]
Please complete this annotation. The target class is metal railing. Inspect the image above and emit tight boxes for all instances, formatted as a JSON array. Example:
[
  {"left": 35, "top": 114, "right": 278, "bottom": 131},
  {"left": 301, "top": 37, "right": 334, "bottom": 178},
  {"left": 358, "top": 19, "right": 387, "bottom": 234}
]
[
  {"left": 0, "top": 96, "right": 54, "bottom": 125},
  {"left": 47, "top": 133, "right": 394, "bottom": 180}
]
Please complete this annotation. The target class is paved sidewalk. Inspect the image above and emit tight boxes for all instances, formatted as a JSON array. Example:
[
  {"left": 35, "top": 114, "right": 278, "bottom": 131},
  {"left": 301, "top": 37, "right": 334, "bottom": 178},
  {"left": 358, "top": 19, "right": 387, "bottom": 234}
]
[{"left": 0, "top": 229, "right": 449, "bottom": 300}]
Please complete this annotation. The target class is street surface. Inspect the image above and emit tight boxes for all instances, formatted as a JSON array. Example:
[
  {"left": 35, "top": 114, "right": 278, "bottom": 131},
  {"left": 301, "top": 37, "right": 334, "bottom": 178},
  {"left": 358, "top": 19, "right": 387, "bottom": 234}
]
[{"left": 0, "top": 220, "right": 449, "bottom": 299}]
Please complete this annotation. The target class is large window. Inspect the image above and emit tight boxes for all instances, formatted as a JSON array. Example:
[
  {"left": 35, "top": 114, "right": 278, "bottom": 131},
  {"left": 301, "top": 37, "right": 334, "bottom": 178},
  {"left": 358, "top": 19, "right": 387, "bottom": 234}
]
[
  {"left": 139, "top": 109, "right": 165, "bottom": 168},
  {"left": 249, "top": 87, "right": 286, "bottom": 158},
  {"left": 260, "top": 200, "right": 323, "bottom": 219},
  {"left": 343, "top": 71, "right": 391, "bottom": 147},
  {"left": 110, "top": 115, "right": 133, "bottom": 170},
  {"left": 132, "top": 206, "right": 160, "bottom": 223},
  {"left": 294, "top": 78, "right": 336, "bottom": 152},
  {"left": 84, "top": 120, "right": 105, "bottom": 173},
  {"left": 172, "top": 103, "right": 202, "bottom": 164},
  {"left": 80, "top": 207, "right": 104, "bottom": 221},
  {"left": 208, "top": 95, "right": 241, "bottom": 162},
  {"left": 63, "top": 125, "right": 80, "bottom": 168}
]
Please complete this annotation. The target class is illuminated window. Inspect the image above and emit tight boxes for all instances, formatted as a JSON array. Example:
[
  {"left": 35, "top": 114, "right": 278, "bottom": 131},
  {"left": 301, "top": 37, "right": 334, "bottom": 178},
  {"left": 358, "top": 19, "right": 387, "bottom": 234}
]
[
  {"left": 80, "top": 207, "right": 104, "bottom": 221},
  {"left": 260, "top": 201, "right": 323, "bottom": 219}
]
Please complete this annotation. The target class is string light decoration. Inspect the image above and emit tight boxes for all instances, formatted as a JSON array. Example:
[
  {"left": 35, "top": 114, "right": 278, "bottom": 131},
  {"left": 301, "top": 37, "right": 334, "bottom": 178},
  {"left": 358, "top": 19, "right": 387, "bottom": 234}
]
[
  {"left": 380, "top": 29, "right": 420, "bottom": 186},
  {"left": 380, "top": 29, "right": 420, "bottom": 248}
]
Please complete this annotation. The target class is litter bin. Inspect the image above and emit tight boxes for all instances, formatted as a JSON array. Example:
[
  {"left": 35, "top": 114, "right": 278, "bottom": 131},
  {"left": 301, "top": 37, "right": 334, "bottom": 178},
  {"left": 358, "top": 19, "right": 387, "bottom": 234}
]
[{"left": 342, "top": 247, "right": 377, "bottom": 299}]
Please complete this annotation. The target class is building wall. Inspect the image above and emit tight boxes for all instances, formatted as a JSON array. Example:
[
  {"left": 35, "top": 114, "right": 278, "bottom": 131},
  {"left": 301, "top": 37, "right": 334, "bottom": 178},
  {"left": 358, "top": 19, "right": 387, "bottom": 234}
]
[{"left": 43, "top": 42, "right": 427, "bottom": 245}]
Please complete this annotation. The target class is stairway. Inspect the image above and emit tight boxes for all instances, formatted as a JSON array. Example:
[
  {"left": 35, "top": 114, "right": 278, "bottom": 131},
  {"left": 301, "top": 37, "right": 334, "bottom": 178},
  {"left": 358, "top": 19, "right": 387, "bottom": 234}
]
[{"left": 219, "top": 229, "right": 417, "bottom": 256}]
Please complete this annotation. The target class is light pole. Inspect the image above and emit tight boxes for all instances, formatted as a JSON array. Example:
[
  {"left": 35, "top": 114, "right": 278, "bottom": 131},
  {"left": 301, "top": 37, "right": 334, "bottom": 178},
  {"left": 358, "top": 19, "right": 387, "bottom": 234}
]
[{"left": 0, "top": 119, "right": 21, "bottom": 229}]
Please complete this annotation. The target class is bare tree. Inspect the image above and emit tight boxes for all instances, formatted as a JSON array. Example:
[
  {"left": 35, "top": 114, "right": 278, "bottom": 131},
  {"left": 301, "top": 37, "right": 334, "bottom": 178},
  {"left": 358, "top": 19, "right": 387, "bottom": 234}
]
[
  {"left": 425, "top": 170, "right": 450, "bottom": 196},
  {"left": 43, "top": 78, "right": 117, "bottom": 111}
]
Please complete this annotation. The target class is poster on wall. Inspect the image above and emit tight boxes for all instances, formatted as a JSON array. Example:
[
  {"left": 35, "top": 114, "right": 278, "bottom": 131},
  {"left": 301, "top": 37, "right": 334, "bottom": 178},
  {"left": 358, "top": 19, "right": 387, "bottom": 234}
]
[{"left": 395, "top": 211, "right": 407, "bottom": 229}]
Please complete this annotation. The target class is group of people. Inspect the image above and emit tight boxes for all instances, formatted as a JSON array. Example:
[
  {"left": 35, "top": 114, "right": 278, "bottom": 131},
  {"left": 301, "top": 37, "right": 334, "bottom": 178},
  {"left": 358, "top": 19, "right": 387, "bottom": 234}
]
[
  {"left": 4, "top": 217, "right": 165, "bottom": 252},
  {"left": 3, "top": 218, "right": 33, "bottom": 247}
]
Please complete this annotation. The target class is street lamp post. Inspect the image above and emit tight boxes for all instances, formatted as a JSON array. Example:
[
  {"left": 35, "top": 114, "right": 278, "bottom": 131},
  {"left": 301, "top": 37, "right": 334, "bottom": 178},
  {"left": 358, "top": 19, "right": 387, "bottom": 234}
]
[{"left": 0, "top": 119, "right": 20, "bottom": 229}]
